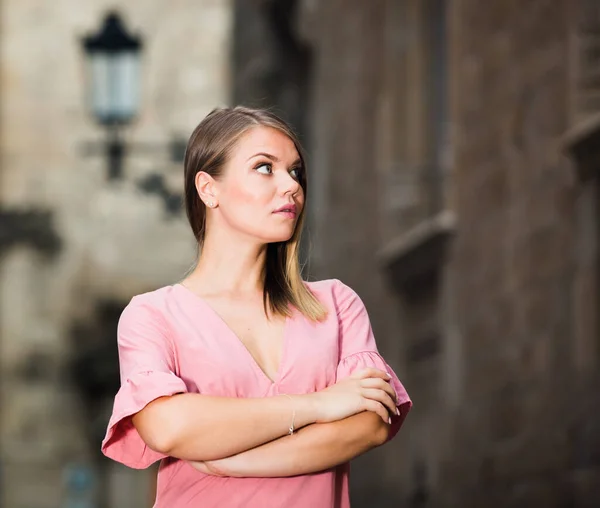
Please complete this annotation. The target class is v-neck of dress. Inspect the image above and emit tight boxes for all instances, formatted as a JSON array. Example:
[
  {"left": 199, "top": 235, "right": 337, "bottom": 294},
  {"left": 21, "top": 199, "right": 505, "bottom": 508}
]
[{"left": 174, "top": 283, "right": 289, "bottom": 385}]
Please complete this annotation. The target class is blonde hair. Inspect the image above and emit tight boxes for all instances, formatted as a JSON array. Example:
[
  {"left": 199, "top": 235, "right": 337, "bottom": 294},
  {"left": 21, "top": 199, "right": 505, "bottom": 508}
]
[{"left": 183, "top": 106, "right": 327, "bottom": 321}]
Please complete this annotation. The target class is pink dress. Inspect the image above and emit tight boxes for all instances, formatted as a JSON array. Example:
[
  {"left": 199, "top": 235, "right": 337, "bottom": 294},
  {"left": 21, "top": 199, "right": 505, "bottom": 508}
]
[{"left": 101, "top": 279, "right": 411, "bottom": 508}]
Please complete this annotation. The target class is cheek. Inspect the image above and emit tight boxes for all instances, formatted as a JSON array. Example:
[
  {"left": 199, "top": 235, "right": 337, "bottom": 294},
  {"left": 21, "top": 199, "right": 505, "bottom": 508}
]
[{"left": 222, "top": 180, "right": 272, "bottom": 212}]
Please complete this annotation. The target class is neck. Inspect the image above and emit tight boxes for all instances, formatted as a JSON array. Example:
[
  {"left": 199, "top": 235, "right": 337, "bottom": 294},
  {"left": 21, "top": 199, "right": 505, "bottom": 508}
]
[{"left": 186, "top": 229, "right": 267, "bottom": 297}]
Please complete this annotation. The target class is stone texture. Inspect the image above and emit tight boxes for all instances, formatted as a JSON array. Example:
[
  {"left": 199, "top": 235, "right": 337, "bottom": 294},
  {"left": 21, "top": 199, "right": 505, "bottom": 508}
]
[
  {"left": 0, "top": 1, "right": 232, "bottom": 506},
  {"left": 437, "top": 0, "right": 600, "bottom": 506}
]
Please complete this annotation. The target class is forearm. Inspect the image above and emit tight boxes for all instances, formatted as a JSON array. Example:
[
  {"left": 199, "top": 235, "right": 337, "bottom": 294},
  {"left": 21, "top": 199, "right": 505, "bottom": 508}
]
[
  {"left": 132, "top": 393, "right": 314, "bottom": 462},
  {"left": 200, "top": 411, "right": 389, "bottom": 478}
]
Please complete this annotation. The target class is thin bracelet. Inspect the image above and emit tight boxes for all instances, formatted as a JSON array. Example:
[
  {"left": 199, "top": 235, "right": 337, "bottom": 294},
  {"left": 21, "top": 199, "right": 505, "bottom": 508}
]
[{"left": 281, "top": 394, "right": 296, "bottom": 435}]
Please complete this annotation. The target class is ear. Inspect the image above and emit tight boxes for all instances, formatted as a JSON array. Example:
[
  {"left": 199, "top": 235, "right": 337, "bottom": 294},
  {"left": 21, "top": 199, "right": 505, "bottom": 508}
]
[{"left": 195, "top": 171, "right": 219, "bottom": 207}]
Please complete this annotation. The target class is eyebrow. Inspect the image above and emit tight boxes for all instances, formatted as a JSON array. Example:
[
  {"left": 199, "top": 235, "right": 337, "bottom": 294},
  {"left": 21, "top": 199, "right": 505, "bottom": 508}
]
[{"left": 247, "top": 152, "right": 302, "bottom": 166}]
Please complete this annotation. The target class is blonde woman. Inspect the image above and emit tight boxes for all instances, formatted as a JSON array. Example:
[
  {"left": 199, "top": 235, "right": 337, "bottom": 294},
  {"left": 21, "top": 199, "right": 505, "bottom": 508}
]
[{"left": 101, "top": 107, "right": 411, "bottom": 507}]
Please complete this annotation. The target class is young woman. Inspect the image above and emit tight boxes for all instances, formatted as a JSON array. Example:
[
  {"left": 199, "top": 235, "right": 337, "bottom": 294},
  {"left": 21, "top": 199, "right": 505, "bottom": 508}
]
[{"left": 101, "top": 106, "right": 411, "bottom": 507}]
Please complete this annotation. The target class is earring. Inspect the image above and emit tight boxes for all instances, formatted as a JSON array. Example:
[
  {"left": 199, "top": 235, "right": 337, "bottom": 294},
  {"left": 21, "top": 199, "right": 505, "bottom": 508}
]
[{"left": 208, "top": 201, "right": 214, "bottom": 208}]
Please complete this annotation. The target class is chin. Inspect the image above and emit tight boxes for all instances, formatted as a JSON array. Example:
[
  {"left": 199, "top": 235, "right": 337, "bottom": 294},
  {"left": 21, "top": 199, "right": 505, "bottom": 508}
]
[
  {"left": 258, "top": 228, "right": 296, "bottom": 244},
  {"left": 267, "top": 234, "right": 295, "bottom": 244}
]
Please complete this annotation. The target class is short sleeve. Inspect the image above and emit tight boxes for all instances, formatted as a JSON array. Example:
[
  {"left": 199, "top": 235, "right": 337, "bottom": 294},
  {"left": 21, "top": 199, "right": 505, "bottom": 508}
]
[
  {"left": 334, "top": 280, "right": 412, "bottom": 441},
  {"left": 101, "top": 296, "right": 188, "bottom": 469}
]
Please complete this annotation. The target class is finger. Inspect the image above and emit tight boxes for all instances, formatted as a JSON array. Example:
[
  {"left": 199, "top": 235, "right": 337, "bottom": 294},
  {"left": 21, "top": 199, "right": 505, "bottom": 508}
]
[
  {"left": 361, "top": 388, "right": 397, "bottom": 415},
  {"left": 351, "top": 367, "right": 391, "bottom": 381},
  {"left": 360, "top": 378, "right": 397, "bottom": 402},
  {"left": 363, "top": 400, "right": 389, "bottom": 422}
]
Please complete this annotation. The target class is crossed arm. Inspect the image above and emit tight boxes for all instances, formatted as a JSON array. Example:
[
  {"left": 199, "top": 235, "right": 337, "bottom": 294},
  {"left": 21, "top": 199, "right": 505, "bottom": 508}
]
[
  {"left": 131, "top": 370, "right": 397, "bottom": 478},
  {"left": 190, "top": 411, "right": 390, "bottom": 478}
]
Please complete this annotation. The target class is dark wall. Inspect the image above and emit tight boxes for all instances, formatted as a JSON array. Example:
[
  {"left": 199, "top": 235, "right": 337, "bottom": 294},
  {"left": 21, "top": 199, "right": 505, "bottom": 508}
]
[
  {"left": 442, "top": 1, "right": 600, "bottom": 506},
  {"left": 232, "top": 0, "right": 311, "bottom": 144}
]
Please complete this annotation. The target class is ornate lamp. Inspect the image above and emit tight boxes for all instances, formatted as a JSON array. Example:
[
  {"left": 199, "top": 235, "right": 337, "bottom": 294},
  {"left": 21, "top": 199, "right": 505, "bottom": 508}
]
[{"left": 82, "top": 12, "right": 143, "bottom": 179}]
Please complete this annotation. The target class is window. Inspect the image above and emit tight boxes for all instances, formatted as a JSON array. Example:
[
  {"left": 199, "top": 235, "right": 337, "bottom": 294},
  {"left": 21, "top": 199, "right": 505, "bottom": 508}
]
[{"left": 382, "top": 0, "right": 450, "bottom": 233}]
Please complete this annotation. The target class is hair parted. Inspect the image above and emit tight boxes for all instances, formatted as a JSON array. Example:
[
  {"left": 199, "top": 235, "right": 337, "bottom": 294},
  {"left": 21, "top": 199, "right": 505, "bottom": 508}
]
[{"left": 183, "top": 106, "right": 327, "bottom": 322}]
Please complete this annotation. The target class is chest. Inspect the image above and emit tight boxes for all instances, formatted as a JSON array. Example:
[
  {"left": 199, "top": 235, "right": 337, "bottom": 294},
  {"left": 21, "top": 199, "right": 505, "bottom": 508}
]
[
  {"left": 172, "top": 301, "right": 341, "bottom": 396},
  {"left": 209, "top": 301, "right": 286, "bottom": 383}
]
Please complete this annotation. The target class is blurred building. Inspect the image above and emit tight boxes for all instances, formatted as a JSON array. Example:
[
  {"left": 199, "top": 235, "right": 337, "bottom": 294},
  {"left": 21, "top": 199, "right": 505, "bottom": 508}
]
[
  {"left": 234, "top": 0, "right": 599, "bottom": 507},
  {"left": 0, "top": 1, "right": 231, "bottom": 507}
]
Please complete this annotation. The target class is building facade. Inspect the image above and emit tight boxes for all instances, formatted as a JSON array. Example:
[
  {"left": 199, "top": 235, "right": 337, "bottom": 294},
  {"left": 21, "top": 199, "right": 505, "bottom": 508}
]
[
  {"left": 0, "top": 1, "right": 232, "bottom": 507},
  {"left": 235, "top": 0, "right": 600, "bottom": 506}
]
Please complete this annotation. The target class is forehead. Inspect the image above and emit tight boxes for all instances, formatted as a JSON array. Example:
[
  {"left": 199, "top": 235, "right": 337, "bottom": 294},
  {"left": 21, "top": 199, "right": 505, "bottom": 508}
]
[{"left": 232, "top": 126, "right": 299, "bottom": 161}]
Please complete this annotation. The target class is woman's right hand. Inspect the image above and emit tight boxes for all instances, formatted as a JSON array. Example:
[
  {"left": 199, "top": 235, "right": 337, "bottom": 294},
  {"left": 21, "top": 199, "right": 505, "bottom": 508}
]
[{"left": 310, "top": 368, "right": 398, "bottom": 423}]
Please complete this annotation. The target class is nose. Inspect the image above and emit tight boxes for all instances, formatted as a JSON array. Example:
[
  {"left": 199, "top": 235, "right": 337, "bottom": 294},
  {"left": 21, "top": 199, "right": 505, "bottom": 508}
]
[{"left": 278, "top": 171, "right": 301, "bottom": 197}]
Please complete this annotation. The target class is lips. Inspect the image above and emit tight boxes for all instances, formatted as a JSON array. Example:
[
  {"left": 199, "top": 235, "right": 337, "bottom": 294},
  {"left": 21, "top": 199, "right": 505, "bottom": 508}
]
[
  {"left": 273, "top": 204, "right": 298, "bottom": 218},
  {"left": 274, "top": 204, "right": 297, "bottom": 214}
]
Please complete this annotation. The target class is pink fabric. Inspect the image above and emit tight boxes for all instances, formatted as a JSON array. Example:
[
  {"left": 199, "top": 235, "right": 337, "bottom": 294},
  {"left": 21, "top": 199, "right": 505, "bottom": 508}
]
[{"left": 101, "top": 279, "right": 411, "bottom": 508}]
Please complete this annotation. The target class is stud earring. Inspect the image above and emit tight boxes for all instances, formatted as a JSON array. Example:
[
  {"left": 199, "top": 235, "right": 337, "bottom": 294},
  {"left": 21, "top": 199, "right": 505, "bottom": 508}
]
[{"left": 208, "top": 201, "right": 214, "bottom": 208}]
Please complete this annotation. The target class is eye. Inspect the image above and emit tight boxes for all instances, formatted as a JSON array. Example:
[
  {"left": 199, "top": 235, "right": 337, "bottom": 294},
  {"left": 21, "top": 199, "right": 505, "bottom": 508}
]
[
  {"left": 255, "top": 162, "right": 272, "bottom": 175},
  {"left": 289, "top": 167, "right": 301, "bottom": 180}
]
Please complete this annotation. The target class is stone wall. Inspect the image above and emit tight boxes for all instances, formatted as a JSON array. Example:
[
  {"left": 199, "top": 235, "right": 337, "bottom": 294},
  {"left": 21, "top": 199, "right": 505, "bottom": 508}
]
[
  {"left": 438, "top": 0, "right": 598, "bottom": 506},
  {"left": 0, "top": 1, "right": 232, "bottom": 506}
]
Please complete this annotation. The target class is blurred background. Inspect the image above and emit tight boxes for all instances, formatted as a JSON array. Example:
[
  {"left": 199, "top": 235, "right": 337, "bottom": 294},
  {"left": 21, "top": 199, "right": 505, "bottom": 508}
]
[{"left": 0, "top": 0, "right": 599, "bottom": 507}]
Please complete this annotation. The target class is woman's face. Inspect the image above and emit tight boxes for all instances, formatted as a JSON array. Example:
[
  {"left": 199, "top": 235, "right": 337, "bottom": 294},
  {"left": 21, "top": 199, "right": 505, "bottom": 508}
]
[{"left": 210, "top": 126, "right": 305, "bottom": 244}]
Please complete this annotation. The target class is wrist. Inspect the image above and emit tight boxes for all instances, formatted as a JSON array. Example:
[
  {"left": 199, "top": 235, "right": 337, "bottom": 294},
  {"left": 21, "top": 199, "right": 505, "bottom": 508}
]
[{"left": 290, "top": 393, "right": 319, "bottom": 428}]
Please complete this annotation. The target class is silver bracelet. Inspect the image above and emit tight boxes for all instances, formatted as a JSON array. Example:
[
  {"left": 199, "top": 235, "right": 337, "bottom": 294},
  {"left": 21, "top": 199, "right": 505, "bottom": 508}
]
[{"left": 281, "top": 394, "right": 296, "bottom": 435}]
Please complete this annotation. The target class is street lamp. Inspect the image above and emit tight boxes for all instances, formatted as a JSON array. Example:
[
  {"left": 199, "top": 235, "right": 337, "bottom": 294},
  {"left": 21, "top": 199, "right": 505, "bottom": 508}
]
[
  {"left": 82, "top": 11, "right": 143, "bottom": 180},
  {"left": 80, "top": 11, "right": 186, "bottom": 215}
]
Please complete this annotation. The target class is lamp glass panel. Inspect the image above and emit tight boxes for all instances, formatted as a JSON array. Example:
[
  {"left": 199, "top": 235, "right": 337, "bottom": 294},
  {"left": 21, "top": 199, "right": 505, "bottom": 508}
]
[
  {"left": 89, "top": 53, "right": 111, "bottom": 121},
  {"left": 110, "top": 51, "right": 140, "bottom": 122}
]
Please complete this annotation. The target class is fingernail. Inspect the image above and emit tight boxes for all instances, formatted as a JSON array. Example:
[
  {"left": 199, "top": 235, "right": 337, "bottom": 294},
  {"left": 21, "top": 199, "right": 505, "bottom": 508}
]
[
  {"left": 396, "top": 408, "right": 400, "bottom": 416},
  {"left": 388, "top": 416, "right": 392, "bottom": 424},
  {"left": 385, "top": 372, "right": 391, "bottom": 379}
]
